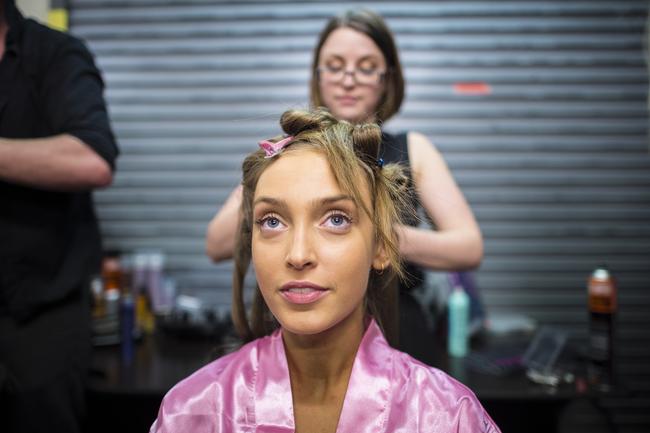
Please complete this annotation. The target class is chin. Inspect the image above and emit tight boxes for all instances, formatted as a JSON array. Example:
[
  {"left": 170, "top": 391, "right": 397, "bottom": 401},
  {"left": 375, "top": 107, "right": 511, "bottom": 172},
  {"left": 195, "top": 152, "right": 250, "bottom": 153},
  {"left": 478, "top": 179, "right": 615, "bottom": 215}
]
[
  {"left": 274, "top": 305, "right": 364, "bottom": 338},
  {"left": 274, "top": 305, "right": 353, "bottom": 335},
  {"left": 277, "top": 313, "right": 334, "bottom": 336},
  {"left": 332, "top": 107, "right": 367, "bottom": 124}
]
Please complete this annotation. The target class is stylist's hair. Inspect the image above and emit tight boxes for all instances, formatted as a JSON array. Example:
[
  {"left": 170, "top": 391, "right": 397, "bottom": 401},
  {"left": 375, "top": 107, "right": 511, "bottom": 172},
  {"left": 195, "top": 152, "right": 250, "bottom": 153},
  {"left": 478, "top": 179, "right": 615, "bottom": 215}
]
[
  {"left": 309, "top": 9, "right": 405, "bottom": 123},
  {"left": 232, "top": 108, "right": 411, "bottom": 342}
]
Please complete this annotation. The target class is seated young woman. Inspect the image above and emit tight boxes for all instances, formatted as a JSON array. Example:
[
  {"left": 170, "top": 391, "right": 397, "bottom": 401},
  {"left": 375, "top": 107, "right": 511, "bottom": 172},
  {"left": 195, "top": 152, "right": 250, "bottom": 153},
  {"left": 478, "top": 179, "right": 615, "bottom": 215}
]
[{"left": 150, "top": 108, "right": 500, "bottom": 433}]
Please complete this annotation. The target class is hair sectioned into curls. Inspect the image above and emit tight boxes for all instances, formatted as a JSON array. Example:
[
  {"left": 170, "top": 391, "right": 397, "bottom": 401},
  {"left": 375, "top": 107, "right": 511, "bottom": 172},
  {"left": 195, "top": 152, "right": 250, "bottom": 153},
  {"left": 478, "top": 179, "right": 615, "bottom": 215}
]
[{"left": 232, "top": 108, "right": 414, "bottom": 342}]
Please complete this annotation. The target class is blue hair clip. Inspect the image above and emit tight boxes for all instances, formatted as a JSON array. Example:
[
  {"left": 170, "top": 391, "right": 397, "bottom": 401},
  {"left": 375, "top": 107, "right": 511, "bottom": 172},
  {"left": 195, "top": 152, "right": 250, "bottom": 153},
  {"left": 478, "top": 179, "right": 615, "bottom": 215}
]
[{"left": 377, "top": 157, "right": 384, "bottom": 169}]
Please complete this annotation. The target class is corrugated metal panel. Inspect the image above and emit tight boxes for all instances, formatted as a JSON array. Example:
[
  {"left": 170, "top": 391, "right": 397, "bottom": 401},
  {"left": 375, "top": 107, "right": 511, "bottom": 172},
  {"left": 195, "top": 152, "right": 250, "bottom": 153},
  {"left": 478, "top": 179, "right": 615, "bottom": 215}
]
[{"left": 70, "top": 1, "right": 650, "bottom": 430}]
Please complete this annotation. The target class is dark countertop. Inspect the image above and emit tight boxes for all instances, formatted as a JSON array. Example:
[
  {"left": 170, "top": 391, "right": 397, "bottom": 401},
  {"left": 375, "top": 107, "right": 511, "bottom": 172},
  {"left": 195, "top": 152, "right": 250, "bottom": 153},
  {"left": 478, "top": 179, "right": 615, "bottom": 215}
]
[
  {"left": 87, "top": 327, "right": 619, "bottom": 433},
  {"left": 88, "top": 328, "right": 583, "bottom": 400}
]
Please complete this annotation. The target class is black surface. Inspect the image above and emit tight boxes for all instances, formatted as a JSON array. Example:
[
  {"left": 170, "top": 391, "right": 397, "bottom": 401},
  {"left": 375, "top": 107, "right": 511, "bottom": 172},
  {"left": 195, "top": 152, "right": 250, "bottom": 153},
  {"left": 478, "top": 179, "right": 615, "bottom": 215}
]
[{"left": 86, "top": 325, "right": 614, "bottom": 433}]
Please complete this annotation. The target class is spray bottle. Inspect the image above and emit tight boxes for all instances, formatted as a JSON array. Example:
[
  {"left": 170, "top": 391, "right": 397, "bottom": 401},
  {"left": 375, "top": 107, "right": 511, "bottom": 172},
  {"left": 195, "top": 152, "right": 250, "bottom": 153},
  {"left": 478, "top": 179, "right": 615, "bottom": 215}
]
[{"left": 448, "top": 285, "right": 470, "bottom": 357}]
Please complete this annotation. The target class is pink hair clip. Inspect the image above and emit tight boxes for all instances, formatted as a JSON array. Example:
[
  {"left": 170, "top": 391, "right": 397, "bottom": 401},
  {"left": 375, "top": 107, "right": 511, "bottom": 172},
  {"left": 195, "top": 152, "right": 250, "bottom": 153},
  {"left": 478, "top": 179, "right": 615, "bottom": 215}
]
[{"left": 258, "top": 135, "right": 294, "bottom": 159}]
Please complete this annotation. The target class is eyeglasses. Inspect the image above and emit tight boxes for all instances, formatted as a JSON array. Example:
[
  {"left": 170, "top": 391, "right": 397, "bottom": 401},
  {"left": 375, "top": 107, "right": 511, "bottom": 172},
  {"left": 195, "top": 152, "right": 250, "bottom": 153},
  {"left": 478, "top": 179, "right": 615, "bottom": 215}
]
[{"left": 317, "top": 65, "right": 386, "bottom": 86}]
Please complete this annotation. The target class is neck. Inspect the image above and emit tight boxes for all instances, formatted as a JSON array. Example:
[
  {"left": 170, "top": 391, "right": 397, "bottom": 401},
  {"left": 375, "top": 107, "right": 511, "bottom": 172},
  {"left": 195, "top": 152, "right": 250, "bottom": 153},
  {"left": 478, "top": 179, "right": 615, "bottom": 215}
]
[
  {"left": 0, "top": 19, "right": 9, "bottom": 53},
  {"left": 282, "top": 307, "right": 365, "bottom": 401},
  {"left": 0, "top": 17, "right": 7, "bottom": 62},
  {"left": 0, "top": 32, "right": 5, "bottom": 62}
]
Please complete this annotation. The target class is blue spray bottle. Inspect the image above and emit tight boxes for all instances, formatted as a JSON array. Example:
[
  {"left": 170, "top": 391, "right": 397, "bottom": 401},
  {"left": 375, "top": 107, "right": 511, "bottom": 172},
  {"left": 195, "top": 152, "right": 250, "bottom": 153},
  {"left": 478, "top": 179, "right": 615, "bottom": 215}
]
[{"left": 448, "top": 285, "right": 470, "bottom": 357}]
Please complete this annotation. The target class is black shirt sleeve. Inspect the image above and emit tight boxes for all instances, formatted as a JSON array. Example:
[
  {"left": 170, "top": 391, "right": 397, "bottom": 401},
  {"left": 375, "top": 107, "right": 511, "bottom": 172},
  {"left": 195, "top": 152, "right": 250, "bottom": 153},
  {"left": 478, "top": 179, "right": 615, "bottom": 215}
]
[{"left": 35, "top": 26, "right": 119, "bottom": 169}]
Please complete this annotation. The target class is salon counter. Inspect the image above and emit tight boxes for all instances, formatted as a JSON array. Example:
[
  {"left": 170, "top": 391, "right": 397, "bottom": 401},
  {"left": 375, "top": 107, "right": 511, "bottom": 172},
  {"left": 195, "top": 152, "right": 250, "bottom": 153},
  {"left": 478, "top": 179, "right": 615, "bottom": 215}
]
[
  {"left": 87, "top": 332, "right": 223, "bottom": 432},
  {"left": 86, "top": 329, "right": 613, "bottom": 433}
]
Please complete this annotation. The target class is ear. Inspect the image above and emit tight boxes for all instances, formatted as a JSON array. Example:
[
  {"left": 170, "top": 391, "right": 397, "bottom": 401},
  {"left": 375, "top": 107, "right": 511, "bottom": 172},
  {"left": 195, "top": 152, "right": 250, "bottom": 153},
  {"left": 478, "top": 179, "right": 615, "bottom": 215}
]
[{"left": 372, "top": 241, "right": 390, "bottom": 272}]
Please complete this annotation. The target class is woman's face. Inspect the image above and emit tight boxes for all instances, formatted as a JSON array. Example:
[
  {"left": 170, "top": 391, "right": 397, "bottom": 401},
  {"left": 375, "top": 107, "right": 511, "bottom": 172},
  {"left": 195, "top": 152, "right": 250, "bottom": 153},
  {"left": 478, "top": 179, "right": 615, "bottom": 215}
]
[
  {"left": 317, "top": 27, "right": 387, "bottom": 124},
  {"left": 251, "top": 148, "right": 384, "bottom": 335}
]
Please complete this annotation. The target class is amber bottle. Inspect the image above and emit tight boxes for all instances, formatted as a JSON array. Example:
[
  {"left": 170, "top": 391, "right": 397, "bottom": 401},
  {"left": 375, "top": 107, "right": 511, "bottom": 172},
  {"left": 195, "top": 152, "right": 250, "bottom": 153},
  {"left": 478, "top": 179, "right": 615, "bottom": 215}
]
[{"left": 587, "top": 266, "right": 617, "bottom": 391}]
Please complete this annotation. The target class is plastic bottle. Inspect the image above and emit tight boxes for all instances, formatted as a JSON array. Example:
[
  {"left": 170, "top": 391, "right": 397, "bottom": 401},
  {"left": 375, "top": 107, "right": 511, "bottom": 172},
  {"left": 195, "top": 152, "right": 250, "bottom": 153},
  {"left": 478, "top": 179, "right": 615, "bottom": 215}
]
[
  {"left": 448, "top": 285, "right": 470, "bottom": 357},
  {"left": 120, "top": 292, "right": 135, "bottom": 365},
  {"left": 90, "top": 275, "right": 104, "bottom": 319},
  {"left": 132, "top": 253, "right": 149, "bottom": 296},
  {"left": 588, "top": 266, "right": 617, "bottom": 390},
  {"left": 132, "top": 253, "right": 155, "bottom": 333},
  {"left": 136, "top": 286, "right": 156, "bottom": 334},
  {"left": 101, "top": 254, "right": 122, "bottom": 322},
  {"left": 147, "top": 252, "right": 166, "bottom": 313}
]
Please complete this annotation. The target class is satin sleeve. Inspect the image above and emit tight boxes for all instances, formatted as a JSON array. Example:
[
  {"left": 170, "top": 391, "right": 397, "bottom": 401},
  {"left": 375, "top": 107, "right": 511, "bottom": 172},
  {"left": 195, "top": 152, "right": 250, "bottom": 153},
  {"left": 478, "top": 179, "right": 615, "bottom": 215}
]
[
  {"left": 149, "top": 348, "right": 249, "bottom": 433},
  {"left": 420, "top": 369, "right": 501, "bottom": 433},
  {"left": 150, "top": 376, "right": 224, "bottom": 433},
  {"left": 386, "top": 352, "right": 501, "bottom": 433},
  {"left": 453, "top": 394, "right": 500, "bottom": 433},
  {"left": 149, "top": 339, "right": 263, "bottom": 433}
]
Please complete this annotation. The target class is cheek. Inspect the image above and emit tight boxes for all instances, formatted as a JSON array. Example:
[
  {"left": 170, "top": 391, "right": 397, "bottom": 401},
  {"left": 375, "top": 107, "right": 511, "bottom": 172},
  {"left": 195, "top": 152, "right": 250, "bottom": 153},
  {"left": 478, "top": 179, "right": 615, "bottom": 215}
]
[
  {"left": 336, "top": 254, "right": 371, "bottom": 304},
  {"left": 321, "top": 235, "right": 375, "bottom": 279},
  {"left": 365, "top": 87, "right": 384, "bottom": 109},
  {"left": 251, "top": 235, "right": 275, "bottom": 289},
  {"left": 319, "top": 82, "right": 335, "bottom": 104}
]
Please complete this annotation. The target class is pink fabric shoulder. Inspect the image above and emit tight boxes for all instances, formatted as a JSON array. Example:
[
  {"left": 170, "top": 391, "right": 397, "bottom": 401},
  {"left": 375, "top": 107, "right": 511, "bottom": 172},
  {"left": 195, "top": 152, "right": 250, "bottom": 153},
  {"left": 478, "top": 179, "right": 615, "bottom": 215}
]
[
  {"left": 385, "top": 349, "right": 500, "bottom": 432},
  {"left": 150, "top": 320, "right": 501, "bottom": 433},
  {"left": 149, "top": 335, "right": 271, "bottom": 433},
  {"left": 337, "top": 320, "right": 500, "bottom": 432}
]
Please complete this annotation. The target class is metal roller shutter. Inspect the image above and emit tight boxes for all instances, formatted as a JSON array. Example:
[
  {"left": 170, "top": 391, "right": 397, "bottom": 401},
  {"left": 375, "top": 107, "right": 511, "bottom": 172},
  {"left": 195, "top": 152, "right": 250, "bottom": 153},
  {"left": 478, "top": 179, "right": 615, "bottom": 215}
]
[{"left": 69, "top": 1, "right": 650, "bottom": 430}]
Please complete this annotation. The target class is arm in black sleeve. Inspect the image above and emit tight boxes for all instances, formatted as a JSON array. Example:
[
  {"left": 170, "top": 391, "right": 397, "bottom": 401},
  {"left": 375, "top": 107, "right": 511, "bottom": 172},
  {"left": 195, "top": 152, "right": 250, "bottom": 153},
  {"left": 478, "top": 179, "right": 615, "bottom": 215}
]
[{"left": 39, "top": 33, "right": 119, "bottom": 170}]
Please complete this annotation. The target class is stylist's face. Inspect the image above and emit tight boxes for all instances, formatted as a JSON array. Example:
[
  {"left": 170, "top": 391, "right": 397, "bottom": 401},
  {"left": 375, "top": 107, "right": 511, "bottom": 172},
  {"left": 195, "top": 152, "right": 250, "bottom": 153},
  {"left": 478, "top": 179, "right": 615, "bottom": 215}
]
[
  {"left": 252, "top": 149, "right": 382, "bottom": 336},
  {"left": 317, "top": 28, "right": 387, "bottom": 124}
]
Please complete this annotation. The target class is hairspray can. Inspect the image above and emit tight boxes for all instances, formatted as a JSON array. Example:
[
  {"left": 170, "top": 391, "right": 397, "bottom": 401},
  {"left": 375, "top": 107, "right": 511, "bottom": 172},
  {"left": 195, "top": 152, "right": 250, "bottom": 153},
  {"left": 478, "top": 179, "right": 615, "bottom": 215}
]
[{"left": 588, "top": 266, "right": 617, "bottom": 390}]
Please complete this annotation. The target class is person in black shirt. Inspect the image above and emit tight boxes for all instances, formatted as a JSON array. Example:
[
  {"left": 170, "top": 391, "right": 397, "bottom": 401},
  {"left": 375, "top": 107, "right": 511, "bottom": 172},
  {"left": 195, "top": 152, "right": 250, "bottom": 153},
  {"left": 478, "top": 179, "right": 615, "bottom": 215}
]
[{"left": 0, "top": 1, "right": 118, "bottom": 432}]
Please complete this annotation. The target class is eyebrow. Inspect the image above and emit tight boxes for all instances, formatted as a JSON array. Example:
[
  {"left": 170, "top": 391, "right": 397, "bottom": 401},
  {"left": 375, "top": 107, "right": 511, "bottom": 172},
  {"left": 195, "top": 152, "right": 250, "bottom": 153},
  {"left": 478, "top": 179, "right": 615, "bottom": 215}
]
[{"left": 253, "top": 194, "right": 355, "bottom": 210}]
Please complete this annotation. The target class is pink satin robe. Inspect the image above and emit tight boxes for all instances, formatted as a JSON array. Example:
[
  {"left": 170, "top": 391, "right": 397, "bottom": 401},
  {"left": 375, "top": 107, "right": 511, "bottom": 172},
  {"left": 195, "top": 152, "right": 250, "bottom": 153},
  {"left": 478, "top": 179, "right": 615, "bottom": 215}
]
[{"left": 150, "top": 319, "right": 500, "bottom": 432}]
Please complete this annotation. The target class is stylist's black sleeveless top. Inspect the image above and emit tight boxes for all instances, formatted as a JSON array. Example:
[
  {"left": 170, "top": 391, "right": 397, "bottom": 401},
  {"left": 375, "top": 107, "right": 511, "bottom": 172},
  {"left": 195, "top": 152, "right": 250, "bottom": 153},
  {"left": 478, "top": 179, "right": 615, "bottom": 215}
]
[{"left": 380, "top": 132, "right": 424, "bottom": 291}]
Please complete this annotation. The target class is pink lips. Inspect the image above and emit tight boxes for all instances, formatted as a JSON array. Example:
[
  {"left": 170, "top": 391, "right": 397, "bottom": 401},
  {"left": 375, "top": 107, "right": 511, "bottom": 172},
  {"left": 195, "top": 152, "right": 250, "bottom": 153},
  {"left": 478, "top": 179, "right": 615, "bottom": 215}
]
[
  {"left": 279, "top": 281, "right": 329, "bottom": 305},
  {"left": 337, "top": 95, "right": 358, "bottom": 106}
]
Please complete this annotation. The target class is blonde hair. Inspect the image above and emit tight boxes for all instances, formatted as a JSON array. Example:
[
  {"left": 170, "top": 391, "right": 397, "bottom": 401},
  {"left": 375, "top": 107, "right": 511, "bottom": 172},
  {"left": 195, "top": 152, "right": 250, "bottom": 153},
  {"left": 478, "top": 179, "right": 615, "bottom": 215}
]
[{"left": 232, "top": 108, "right": 412, "bottom": 342}]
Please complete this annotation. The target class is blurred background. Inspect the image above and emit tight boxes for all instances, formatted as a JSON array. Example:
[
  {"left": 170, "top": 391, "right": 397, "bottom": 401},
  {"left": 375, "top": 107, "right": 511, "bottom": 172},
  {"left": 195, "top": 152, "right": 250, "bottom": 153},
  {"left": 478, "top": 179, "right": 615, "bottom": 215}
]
[{"left": 15, "top": 0, "right": 650, "bottom": 431}]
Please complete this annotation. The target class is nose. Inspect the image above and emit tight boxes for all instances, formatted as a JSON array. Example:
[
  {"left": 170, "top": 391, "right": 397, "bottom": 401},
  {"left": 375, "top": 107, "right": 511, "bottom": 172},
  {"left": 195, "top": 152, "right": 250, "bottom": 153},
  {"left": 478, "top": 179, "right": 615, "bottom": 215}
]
[
  {"left": 341, "top": 70, "right": 356, "bottom": 88},
  {"left": 285, "top": 223, "right": 315, "bottom": 271}
]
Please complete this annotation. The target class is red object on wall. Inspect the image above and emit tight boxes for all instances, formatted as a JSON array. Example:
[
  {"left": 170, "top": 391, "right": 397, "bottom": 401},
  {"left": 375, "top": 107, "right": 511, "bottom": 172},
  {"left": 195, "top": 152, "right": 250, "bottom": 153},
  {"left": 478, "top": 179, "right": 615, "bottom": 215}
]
[{"left": 453, "top": 82, "right": 492, "bottom": 95}]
